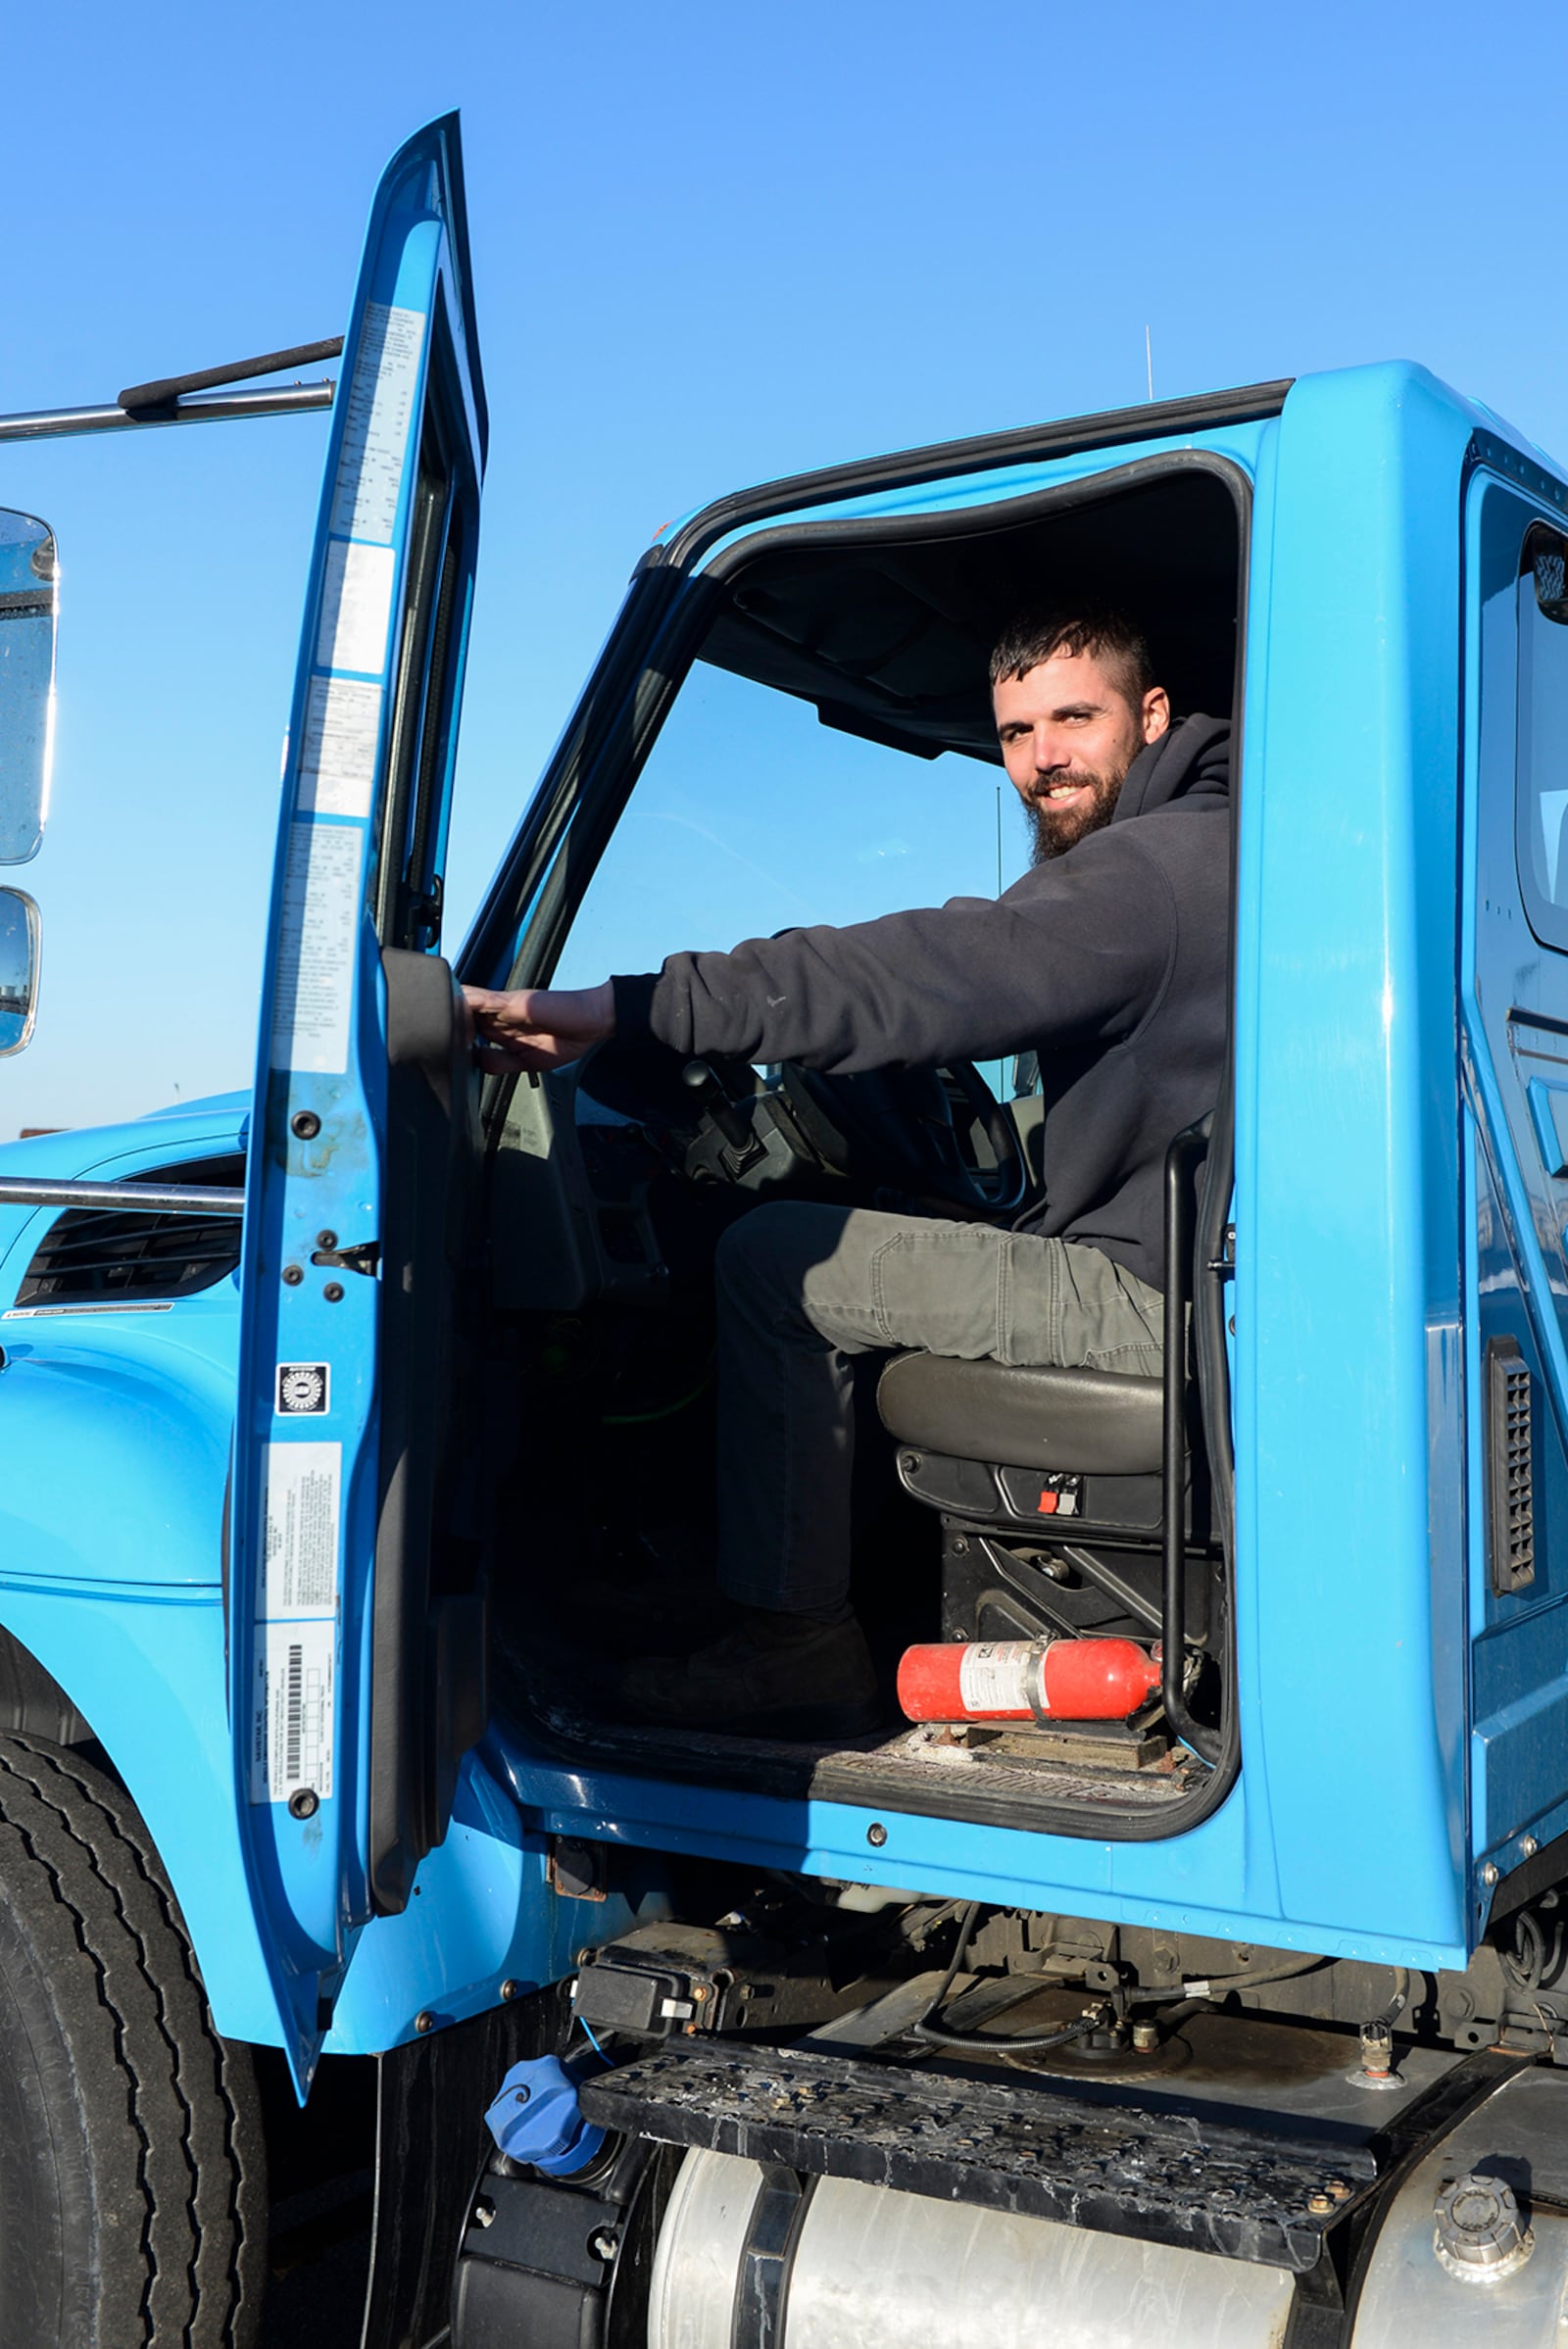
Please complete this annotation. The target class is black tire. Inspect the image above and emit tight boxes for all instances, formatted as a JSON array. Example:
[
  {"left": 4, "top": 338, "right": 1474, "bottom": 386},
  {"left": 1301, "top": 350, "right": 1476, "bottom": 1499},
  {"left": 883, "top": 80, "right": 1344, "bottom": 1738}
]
[{"left": 0, "top": 1731, "right": 268, "bottom": 2346}]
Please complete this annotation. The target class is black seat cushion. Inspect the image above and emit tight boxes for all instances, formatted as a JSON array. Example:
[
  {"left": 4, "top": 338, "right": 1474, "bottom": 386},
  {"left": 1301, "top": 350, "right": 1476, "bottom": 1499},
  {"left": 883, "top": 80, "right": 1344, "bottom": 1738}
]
[{"left": 875, "top": 1351, "right": 1163, "bottom": 1476}]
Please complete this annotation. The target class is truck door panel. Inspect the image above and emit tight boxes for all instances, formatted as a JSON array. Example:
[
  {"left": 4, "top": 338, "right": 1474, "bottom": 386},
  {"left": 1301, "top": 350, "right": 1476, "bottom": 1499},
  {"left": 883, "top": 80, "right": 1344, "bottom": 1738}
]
[
  {"left": 230, "top": 116, "right": 486, "bottom": 2086},
  {"left": 1463, "top": 470, "right": 1568, "bottom": 1877}
]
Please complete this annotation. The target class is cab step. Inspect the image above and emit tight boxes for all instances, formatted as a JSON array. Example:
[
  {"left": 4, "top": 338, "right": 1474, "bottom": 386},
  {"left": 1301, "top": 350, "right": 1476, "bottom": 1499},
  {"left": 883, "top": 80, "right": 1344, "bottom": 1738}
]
[{"left": 579, "top": 2037, "right": 1379, "bottom": 2270}]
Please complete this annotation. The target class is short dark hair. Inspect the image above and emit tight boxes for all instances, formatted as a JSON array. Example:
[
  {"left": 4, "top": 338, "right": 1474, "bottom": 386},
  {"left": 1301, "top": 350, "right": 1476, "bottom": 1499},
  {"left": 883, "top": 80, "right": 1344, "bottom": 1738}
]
[{"left": 988, "top": 603, "right": 1156, "bottom": 711}]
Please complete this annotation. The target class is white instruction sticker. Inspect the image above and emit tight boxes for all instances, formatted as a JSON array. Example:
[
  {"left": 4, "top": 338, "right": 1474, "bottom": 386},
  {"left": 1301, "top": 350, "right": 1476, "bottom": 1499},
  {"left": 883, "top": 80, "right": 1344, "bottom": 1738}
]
[
  {"left": 297, "top": 676, "right": 383, "bottom": 818},
  {"left": 956, "top": 1641, "right": 1034, "bottom": 1718},
  {"left": 316, "top": 539, "right": 395, "bottom": 676},
  {"left": 260, "top": 1442, "right": 340, "bottom": 1615},
  {"left": 329, "top": 302, "right": 426, "bottom": 544},
  {"left": 269, "top": 821, "right": 363, "bottom": 1073},
  {"left": 251, "top": 1620, "right": 335, "bottom": 1804}
]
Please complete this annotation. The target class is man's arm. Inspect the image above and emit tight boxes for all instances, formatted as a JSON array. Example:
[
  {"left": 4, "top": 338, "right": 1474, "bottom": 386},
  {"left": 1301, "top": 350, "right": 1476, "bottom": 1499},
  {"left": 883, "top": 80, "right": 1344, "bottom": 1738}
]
[
  {"left": 464, "top": 980, "right": 616, "bottom": 1072},
  {"left": 617, "top": 847, "right": 1176, "bottom": 1073},
  {"left": 465, "top": 834, "right": 1178, "bottom": 1078}
]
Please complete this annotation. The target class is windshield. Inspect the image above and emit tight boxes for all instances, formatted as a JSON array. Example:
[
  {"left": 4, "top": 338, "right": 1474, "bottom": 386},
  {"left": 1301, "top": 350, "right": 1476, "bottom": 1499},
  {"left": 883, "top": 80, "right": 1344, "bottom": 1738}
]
[{"left": 552, "top": 660, "right": 1029, "bottom": 1088}]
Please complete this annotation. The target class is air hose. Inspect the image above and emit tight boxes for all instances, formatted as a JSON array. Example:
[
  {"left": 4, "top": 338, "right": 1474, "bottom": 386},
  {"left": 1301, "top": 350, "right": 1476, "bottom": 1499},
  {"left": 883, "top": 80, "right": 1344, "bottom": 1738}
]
[
  {"left": 910, "top": 1907, "right": 1336, "bottom": 2053},
  {"left": 909, "top": 1903, "right": 1100, "bottom": 2055}
]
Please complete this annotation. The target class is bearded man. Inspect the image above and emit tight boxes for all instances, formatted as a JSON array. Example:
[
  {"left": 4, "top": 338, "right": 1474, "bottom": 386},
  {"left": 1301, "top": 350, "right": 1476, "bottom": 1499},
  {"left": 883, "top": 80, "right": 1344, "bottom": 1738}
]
[{"left": 466, "top": 606, "right": 1231, "bottom": 1737}]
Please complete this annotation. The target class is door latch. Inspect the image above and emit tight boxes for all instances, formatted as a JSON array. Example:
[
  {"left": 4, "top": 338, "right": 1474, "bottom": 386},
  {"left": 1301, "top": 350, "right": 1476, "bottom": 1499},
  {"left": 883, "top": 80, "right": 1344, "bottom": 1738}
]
[{"left": 310, "top": 1238, "right": 380, "bottom": 1277}]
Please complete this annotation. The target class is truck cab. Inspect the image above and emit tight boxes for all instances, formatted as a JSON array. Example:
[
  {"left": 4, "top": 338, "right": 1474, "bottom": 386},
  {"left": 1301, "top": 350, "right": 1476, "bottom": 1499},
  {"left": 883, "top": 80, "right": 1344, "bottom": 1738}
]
[{"left": 1, "top": 117, "right": 1566, "bottom": 2349}]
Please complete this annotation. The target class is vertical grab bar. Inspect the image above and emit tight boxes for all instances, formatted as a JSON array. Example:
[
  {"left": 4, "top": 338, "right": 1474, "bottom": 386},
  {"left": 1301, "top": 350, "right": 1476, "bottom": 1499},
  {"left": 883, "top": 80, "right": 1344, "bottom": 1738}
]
[{"left": 1161, "top": 1118, "right": 1220, "bottom": 1763}]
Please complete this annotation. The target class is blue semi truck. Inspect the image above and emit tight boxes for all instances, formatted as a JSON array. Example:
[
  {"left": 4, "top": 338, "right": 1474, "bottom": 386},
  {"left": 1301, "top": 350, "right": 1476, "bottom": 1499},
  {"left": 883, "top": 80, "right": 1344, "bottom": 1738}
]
[{"left": 0, "top": 112, "right": 1566, "bottom": 2346}]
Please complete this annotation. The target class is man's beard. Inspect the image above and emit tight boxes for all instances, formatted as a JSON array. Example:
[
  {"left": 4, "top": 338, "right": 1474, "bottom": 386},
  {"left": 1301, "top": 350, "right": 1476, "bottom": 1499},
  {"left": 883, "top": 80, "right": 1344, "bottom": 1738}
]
[{"left": 1027, "top": 761, "right": 1128, "bottom": 862}]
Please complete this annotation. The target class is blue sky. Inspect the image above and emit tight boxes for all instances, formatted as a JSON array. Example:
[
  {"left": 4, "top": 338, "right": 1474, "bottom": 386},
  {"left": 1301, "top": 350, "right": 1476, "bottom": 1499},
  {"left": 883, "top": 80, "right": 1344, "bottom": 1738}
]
[{"left": 3, "top": 0, "right": 1566, "bottom": 1133}]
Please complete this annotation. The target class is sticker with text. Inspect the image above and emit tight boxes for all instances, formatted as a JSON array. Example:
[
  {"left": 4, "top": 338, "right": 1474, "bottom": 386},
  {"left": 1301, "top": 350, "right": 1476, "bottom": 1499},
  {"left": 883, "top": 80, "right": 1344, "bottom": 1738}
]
[
  {"left": 259, "top": 1441, "right": 340, "bottom": 1618},
  {"left": 296, "top": 676, "right": 382, "bottom": 819},
  {"left": 315, "top": 539, "right": 395, "bottom": 676},
  {"left": 329, "top": 302, "right": 426, "bottom": 545},
  {"left": 268, "top": 819, "right": 364, "bottom": 1074}
]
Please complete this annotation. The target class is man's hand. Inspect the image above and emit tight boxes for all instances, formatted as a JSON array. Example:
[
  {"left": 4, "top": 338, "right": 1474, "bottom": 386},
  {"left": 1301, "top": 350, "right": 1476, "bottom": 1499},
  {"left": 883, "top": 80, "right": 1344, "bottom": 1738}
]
[{"left": 462, "top": 981, "right": 615, "bottom": 1074}]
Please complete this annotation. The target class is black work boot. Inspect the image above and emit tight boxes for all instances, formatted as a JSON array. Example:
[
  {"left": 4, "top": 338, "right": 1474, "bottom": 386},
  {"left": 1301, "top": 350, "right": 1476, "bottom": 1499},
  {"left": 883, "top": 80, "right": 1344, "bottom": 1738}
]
[{"left": 614, "top": 1600, "right": 881, "bottom": 1739}]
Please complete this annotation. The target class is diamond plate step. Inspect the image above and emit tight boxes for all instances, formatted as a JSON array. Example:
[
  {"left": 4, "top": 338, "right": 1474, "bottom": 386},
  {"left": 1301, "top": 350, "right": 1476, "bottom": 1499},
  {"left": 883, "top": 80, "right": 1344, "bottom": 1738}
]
[{"left": 579, "top": 2038, "right": 1381, "bottom": 2270}]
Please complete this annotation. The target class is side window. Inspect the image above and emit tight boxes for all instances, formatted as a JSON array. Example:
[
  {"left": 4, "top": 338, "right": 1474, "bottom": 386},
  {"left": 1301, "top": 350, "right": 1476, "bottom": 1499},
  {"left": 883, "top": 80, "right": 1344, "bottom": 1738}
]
[
  {"left": 552, "top": 661, "right": 1028, "bottom": 1072},
  {"left": 1516, "top": 522, "right": 1568, "bottom": 950}
]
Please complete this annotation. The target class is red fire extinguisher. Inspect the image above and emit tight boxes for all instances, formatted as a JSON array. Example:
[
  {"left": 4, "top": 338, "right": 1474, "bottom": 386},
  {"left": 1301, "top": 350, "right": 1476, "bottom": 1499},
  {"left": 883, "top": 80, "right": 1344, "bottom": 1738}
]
[{"left": 897, "top": 1637, "right": 1160, "bottom": 1725}]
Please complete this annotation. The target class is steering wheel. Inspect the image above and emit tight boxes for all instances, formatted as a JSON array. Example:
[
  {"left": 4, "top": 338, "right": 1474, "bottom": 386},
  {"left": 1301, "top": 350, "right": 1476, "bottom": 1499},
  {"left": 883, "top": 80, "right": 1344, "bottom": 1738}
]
[
  {"left": 576, "top": 1037, "right": 1028, "bottom": 1219},
  {"left": 780, "top": 1060, "right": 1028, "bottom": 1218}
]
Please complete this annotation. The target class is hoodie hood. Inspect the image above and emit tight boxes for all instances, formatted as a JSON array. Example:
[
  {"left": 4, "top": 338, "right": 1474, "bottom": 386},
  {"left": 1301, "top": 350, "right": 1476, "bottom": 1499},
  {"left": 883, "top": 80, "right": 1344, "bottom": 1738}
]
[{"left": 1110, "top": 711, "right": 1231, "bottom": 827}]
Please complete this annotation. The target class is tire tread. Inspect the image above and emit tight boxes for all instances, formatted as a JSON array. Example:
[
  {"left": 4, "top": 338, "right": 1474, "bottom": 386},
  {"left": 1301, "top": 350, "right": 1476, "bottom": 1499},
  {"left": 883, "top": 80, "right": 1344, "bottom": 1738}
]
[{"left": 0, "top": 1733, "right": 266, "bottom": 2347}]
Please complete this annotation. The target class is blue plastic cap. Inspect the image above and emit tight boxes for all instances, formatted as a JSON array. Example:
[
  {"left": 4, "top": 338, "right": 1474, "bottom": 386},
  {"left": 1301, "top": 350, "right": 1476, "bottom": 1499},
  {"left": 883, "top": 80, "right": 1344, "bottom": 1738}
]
[{"left": 483, "top": 2055, "right": 607, "bottom": 2178}]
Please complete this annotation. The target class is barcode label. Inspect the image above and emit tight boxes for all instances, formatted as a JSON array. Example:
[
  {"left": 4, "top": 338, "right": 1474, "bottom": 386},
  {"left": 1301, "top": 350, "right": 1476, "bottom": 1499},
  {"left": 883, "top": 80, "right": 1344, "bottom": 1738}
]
[
  {"left": 250, "top": 1621, "right": 334, "bottom": 1804},
  {"left": 284, "top": 1644, "right": 304, "bottom": 1784}
]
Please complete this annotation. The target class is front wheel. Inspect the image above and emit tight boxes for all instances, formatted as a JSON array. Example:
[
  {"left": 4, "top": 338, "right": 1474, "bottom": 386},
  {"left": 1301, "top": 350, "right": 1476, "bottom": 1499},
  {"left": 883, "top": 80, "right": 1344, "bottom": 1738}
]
[{"left": 0, "top": 1732, "right": 268, "bottom": 2346}]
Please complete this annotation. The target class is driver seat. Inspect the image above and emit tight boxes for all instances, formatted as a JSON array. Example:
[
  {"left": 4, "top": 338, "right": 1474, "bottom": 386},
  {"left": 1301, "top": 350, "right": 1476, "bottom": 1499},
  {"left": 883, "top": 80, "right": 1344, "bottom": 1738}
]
[
  {"left": 873, "top": 1119, "right": 1214, "bottom": 1653},
  {"left": 875, "top": 1354, "right": 1162, "bottom": 1481},
  {"left": 874, "top": 1352, "right": 1181, "bottom": 1648}
]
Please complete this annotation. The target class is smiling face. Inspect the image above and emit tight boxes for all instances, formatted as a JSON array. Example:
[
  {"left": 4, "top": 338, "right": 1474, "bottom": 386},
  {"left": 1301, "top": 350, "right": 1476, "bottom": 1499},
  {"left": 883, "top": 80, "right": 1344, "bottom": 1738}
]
[{"left": 994, "top": 648, "right": 1171, "bottom": 860}]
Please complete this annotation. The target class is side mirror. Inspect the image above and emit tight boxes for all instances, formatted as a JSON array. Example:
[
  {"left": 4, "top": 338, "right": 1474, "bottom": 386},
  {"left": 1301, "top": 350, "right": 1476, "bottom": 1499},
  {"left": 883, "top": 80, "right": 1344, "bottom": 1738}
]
[
  {"left": 0, "top": 513, "right": 57, "bottom": 865},
  {"left": 0, "top": 888, "right": 39, "bottom": 1055}
]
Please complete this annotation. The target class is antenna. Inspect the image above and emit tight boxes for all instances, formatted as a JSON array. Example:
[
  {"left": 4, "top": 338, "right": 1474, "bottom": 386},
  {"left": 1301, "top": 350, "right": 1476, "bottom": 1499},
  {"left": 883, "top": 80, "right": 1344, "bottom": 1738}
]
[{"left": 1146, "top": 325, "right": 1154, "bottom": 402}]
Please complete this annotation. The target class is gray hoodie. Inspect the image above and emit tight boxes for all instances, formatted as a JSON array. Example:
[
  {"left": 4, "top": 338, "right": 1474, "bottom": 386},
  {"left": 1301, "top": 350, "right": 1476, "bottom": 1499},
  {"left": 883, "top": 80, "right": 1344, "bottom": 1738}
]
[{"left": 612, "top": 713, "right": 1231, "bottom": 1289}]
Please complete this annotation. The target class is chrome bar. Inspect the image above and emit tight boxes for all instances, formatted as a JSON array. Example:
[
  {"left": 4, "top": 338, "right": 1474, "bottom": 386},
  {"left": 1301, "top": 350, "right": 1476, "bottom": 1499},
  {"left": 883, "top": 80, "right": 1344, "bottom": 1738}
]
[
  {"left": 0, "top": 1178, "right": 243, "bottom": 1216},
  {"left": 0, "top": 381, "right": 334, "bottom": 443}
]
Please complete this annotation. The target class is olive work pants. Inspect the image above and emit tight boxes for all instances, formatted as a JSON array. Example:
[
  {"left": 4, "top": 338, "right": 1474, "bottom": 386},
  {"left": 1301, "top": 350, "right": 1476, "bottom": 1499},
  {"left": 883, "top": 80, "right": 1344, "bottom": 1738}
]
[{"left": 713, "top": 1200, "right": 1165, "bottom": 1612}]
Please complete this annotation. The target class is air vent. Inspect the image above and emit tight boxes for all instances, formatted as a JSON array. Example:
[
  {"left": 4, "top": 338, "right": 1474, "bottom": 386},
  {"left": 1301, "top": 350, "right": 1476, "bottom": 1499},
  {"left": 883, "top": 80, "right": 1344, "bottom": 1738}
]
[
  {"left": 1487, "top": 1336, "right": 1536, "bottom": 1595},
  {"left": 13, "top": 1153, "right": 244, "bottom": 1308}
]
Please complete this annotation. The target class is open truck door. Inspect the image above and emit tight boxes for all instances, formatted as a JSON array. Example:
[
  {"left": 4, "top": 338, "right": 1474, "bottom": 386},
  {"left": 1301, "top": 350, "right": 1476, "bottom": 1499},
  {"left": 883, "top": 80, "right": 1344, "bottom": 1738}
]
[{"left": 230, "top": 115, "right": 487, "bottom": 2088}]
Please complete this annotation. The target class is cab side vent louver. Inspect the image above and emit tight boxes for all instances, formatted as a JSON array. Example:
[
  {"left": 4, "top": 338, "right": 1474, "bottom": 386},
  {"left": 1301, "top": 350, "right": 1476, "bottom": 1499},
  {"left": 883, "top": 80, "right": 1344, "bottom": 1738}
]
[
  {"left": 1487, "top": 1336, "right": 1536, "bottom": 1595},
  {"left": 13, "top": 1153, "right": 244, "bottom": 1308}
]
